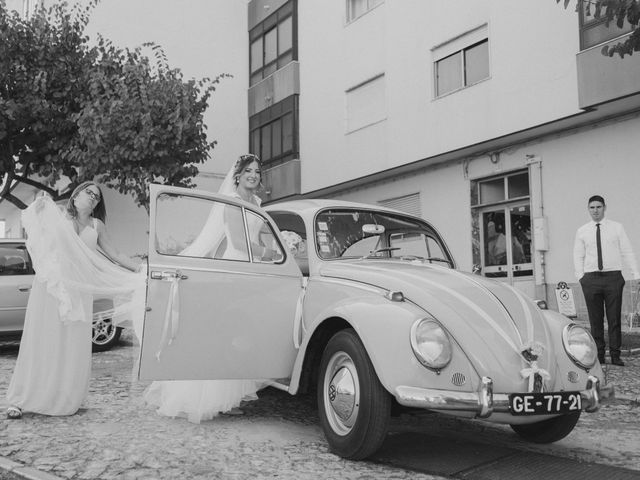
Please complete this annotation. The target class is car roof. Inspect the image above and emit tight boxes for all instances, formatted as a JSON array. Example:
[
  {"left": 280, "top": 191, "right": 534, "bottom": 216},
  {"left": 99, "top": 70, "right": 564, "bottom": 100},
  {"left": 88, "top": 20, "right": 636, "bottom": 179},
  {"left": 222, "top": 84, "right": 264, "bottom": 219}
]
[
  {"left": 0, "top": 238, "right": 26, "bottom": 244},
  {"left": 264, "top": 198, "right": 417, "bottom": 219}
]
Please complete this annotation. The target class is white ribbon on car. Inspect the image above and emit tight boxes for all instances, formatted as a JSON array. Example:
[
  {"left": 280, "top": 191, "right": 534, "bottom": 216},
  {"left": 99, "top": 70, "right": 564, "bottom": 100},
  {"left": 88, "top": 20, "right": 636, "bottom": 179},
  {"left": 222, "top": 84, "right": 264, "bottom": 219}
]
[
  {"left": 156, "top": 275, "right": 181, "bottom": 361},
  {"left": 520, "top": 361, "right": 551, "bottom": 392},
  {"left": 292, "top": 277, "right": 308, "bottom": 349}
]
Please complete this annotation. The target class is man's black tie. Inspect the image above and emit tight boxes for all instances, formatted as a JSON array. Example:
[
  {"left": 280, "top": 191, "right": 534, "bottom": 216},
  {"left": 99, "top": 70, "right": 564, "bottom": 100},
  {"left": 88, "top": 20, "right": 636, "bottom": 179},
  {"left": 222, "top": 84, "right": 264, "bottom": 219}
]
[{"left": 596, "top": 223, "right": 603, "bottom": 271}]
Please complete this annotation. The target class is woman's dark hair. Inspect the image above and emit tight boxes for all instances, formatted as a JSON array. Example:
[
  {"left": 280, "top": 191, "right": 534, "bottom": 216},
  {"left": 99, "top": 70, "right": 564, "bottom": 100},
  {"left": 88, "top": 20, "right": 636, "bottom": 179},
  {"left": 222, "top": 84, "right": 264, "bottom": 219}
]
[
  {"left": 66, "top": 181, "right": 107, "bottom": 222},
  {"left": 233, "top": 154, "right": 262, "bottom": 186}
]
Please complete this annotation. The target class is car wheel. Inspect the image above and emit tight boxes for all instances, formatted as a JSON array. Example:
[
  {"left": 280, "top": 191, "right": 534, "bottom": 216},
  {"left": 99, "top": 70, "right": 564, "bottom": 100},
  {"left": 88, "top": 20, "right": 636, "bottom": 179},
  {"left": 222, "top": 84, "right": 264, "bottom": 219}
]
[
  {"left": 317, "top": 328, "right": 391, "bottom": 460},
  {"left": 510, "top": 411, "right": 581, "bottom": 443},
  {"left": 92, "top": 317, "right": 122, "bottom": 352}
]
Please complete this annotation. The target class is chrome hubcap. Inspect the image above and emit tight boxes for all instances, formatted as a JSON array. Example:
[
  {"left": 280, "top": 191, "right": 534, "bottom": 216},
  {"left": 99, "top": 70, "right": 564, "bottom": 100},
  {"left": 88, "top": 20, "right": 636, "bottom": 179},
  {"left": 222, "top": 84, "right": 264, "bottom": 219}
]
[{"left": 324, "top": 351, "right": 359, "bottom": 435}]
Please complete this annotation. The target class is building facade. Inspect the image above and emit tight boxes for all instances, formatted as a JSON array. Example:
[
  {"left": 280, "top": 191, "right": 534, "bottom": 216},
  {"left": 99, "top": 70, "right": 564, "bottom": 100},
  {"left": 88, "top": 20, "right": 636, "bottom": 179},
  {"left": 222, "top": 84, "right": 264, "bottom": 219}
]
[
  {"left": 250, "top": 0, "right": 640, "bottom": 320},
  {"left": 2, "top": 0, "right": 639, "bottom": 322}
]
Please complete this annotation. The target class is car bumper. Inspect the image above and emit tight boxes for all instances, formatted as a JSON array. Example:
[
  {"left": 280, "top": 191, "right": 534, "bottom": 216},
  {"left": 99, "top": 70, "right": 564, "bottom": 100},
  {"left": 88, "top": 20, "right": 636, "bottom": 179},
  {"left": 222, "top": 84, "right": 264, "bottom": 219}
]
[{"left": 395, "top": 375, "right": 614, "bottom": 418}]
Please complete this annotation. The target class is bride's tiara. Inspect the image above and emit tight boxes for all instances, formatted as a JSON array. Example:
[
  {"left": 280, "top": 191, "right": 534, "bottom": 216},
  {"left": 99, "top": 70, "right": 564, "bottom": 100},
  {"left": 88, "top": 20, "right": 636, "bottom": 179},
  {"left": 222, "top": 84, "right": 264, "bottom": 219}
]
[{"left": 236, "top": 154, "right": 261, "bottom": 167}]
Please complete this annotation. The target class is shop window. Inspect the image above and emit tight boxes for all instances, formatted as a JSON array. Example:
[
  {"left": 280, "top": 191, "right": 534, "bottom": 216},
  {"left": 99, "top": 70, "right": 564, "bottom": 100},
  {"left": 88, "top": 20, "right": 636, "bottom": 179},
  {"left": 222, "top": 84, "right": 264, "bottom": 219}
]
[
  {"left": 472, "top": 170, "right": 529, "bottom": 207},
  {"left": 470, "top": 170, "right": 532, "bottom": 282}
]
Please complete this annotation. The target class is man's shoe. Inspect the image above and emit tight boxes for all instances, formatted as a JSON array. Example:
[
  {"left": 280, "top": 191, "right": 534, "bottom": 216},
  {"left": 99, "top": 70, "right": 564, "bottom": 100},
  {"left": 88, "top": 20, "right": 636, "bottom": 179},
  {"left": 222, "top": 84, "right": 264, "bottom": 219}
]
[{"left": 611, "top": 357, "right": 625, "bottom": 366}]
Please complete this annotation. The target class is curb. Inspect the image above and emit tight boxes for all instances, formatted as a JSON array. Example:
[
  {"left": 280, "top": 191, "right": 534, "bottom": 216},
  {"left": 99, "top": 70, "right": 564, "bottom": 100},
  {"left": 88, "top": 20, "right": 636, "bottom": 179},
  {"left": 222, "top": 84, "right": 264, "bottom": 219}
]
[{"left": 0, "top": 456, "right": 64, "bottom": 480}]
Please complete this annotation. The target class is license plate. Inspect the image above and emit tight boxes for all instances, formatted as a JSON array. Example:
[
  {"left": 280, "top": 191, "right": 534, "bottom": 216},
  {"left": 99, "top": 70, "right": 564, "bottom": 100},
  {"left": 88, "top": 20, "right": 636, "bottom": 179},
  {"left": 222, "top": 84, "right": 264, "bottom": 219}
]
[{"left": 509, "top": 392, "right": 582, "bottom": 415}]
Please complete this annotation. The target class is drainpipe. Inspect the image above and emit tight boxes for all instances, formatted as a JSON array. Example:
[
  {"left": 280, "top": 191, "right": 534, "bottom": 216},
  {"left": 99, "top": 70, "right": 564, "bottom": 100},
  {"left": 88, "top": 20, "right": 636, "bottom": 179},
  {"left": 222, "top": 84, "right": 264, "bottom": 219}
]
[{"left": 527, "top": 155, "right": 548, "bottom": 302}]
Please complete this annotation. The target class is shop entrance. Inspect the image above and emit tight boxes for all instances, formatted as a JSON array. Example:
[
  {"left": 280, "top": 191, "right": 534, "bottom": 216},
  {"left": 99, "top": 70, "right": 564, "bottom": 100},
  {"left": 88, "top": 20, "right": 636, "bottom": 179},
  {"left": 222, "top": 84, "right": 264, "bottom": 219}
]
[{"left": 471, "top": 170, "right": 534, "bottom": 298}]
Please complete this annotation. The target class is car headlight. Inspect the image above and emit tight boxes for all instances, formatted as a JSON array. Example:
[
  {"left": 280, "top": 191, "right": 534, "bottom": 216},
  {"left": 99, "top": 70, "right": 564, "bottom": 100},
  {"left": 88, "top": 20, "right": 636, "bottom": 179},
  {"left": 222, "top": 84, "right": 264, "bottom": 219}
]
[
  {"left": 410, "top": 318, "right": 452, "bottom": 371},
  {"left": 562, "top": 324, "right": 597, "bottom": 369}
]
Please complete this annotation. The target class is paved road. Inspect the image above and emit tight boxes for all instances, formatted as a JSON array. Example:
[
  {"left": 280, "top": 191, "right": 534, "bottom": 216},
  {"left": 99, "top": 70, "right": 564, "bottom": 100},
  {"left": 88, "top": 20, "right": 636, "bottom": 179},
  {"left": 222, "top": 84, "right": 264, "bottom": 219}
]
[{"left": 1, "top": 332, "right": 639, "bottom": 480}]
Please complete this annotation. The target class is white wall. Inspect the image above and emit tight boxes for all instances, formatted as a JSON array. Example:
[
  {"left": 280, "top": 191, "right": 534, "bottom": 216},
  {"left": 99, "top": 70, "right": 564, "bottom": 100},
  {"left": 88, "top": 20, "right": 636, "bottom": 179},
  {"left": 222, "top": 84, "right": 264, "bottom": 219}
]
[{"left": 299, "top": 0, "right": 581, "bottom": 192}]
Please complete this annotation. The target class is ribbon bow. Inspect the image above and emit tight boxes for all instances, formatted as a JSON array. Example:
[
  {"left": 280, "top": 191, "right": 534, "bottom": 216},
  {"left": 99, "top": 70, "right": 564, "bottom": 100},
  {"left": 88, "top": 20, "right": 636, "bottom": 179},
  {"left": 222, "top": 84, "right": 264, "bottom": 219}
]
[
  {"left": 520, "top": 361, "right": 551, "bottom": 392},
  {"left": 156, "top": 275, "right": 181, "bottom": 361}
]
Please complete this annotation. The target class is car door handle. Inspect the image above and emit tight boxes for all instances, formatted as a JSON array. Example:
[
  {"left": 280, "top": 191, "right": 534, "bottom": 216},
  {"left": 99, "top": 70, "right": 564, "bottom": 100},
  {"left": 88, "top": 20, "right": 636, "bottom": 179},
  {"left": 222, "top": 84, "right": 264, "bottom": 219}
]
[
  {"left": 150, "top": 270, "right": 188, "bottom": 281},
  {"left": 18, "top": 285, "right": 31, "bottom": 292}
]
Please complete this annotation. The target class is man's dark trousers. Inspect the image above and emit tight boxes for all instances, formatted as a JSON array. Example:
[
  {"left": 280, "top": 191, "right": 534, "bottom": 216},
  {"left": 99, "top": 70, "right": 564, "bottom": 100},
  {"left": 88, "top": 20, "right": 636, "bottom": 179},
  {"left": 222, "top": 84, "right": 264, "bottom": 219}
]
[{"left": 579, "top": 271, "right": 625, "bottom": 359}]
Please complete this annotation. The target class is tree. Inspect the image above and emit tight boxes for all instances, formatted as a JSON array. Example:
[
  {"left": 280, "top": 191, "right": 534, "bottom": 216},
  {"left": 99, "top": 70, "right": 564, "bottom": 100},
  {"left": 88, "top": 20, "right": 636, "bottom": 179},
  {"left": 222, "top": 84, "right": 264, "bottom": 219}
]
[
  {"left": 559, "top": 0, "right": 640, "bottom": 57},
  {"left": 0, "top": 0, "right": 225, "bottom": 210}
]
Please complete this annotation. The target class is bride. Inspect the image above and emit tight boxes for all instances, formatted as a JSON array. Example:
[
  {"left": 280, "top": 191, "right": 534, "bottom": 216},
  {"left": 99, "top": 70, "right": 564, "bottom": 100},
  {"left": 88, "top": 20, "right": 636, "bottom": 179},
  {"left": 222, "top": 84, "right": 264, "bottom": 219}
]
[{"left": 144, "top": 154, "right": 274, "bottom": 423}]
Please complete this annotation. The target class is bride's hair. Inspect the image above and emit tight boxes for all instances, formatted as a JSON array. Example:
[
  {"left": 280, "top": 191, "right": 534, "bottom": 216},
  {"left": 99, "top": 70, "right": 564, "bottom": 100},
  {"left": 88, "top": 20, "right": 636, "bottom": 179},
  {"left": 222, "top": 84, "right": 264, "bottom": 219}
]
[
  {"left": 233, "top": 154, "right": 263, "bottom": 187},
  {"left": 66, "top": 181, "right": 107, "bottom": 222}
]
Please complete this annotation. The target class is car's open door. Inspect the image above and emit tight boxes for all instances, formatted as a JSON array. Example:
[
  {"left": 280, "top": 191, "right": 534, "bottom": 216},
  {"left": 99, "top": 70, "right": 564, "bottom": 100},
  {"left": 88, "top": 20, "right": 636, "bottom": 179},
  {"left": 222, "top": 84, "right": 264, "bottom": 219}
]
[{"left": 138, "top": 184, "right": 302, "bottom": 381}]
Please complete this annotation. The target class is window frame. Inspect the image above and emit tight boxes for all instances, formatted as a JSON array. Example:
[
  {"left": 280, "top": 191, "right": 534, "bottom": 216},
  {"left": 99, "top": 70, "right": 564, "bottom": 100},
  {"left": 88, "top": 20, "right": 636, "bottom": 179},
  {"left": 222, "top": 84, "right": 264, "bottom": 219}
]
[
  {"left": 578, "top": 3, "right": 634, "bottom": 51},
  {"left": 471, "top": 169, "right": 530, "bottom": 208},
  {"left": 434, "top": 38, "right": 489, "bottom": 98},
  {"left": 249, "top": 0, "right": 298, "bottom": 87},
  {"left": 345, "top": 73, "right": 387, "bottom": 133},
  {"left": 346, "top": 0, "right": 384, "bottom": 23},
  {"left": 249, "top": 95, "right": 299, "bottom": 167}
]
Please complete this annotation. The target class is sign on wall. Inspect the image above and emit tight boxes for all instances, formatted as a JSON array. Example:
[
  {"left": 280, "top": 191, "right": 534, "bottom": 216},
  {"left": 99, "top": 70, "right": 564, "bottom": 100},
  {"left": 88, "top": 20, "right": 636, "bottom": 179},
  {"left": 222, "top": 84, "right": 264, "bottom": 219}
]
[{"left": 555, "top": 281, "right": 577, "bottom": 318}]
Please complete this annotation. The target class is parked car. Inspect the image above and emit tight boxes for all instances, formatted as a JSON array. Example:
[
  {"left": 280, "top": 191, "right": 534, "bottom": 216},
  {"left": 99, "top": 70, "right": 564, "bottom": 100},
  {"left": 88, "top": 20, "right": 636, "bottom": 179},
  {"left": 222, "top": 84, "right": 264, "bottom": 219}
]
[
  {"left": 139, "top": 184, "right": 612, "bottom": 460},
  {"left": 0, "top": 239, "right": 123, "bottom": 351}
]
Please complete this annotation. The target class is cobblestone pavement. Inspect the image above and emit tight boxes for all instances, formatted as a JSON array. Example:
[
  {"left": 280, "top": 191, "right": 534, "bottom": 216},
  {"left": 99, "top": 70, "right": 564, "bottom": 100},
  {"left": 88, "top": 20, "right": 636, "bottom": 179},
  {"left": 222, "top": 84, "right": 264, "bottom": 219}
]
[{"left": 0, "top": 332, "right": 638, "bottom": 480}]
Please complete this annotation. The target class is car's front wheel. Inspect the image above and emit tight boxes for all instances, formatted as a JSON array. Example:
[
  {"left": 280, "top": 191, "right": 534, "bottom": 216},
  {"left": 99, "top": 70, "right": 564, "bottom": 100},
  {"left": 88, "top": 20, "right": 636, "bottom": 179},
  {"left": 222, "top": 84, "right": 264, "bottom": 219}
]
[
  {"left": 92, "top": 317, "right": 122, "bottom": 352},
  {"left": 510, "top": 411, "right": 581, "bottom": 443},
  {"left": 317, "top": 329, "right": 391, "bottom": 460}
]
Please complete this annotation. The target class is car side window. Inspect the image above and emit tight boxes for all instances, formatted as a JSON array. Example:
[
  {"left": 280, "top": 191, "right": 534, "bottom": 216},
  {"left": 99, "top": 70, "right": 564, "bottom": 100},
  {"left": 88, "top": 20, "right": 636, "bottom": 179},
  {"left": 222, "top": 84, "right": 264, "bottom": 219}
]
[
  {"left": 155, "top": 193, "right": 249, "bottom": 261},
  {"left": 245, "top": 210, "right": 285, "bottom": 263},
  {"left": 269, "top": 211, "right": 309, "bottom": 273},
  {"left": 389, "top": 232, "right": 448, "bottom": 264},
  {"left": 0, "top": 245, "right": 33, "bottom": 276}
]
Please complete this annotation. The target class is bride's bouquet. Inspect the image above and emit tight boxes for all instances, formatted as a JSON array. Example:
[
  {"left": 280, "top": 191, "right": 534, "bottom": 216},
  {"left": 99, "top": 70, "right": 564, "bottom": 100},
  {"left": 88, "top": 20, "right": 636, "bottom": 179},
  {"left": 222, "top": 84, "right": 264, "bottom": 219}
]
[{"left": 280, "top": 230, "right": 305, "bottom": 256}]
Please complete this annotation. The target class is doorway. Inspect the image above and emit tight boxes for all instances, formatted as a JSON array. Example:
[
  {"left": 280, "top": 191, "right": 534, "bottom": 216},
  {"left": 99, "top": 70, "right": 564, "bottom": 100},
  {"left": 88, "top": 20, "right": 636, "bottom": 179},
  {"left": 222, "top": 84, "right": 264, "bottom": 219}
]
[{"left": 471, "top": 170, "right": 534, "bottom": 297}]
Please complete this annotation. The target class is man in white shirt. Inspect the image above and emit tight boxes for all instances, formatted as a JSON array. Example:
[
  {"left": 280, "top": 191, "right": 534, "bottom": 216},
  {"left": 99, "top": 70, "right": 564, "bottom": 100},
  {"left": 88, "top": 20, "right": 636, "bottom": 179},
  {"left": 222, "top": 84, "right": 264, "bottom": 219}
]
[{"left": 573, "top": 195, "right": 639, "bottom": 366}]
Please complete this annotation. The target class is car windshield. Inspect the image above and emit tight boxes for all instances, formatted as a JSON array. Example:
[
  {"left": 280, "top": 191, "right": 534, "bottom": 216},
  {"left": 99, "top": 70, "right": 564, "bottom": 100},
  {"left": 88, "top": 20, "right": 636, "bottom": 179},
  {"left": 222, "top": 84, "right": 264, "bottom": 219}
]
[{"left": 314, "top": 209, "right": 452, "bottom": 266}]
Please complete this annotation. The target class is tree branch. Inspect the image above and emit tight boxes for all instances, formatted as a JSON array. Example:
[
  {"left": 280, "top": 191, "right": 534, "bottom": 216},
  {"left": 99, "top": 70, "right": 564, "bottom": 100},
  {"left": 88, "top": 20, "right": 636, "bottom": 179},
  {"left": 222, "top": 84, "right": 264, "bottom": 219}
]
[
  {"left": 11, "top": 174, "right": 57, "bottom": 196},
  {"left": 1, "top": 192, "right": 28, "bottom": 210}
]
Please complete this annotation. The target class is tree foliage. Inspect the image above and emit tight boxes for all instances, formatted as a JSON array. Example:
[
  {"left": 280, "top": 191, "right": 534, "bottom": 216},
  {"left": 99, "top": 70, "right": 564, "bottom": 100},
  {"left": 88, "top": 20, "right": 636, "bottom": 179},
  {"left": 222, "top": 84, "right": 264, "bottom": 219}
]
[
  {"left": 0, "top": 0, "right": 226, "bottom": 210},
  {"left": 559, "top": 0, "right": 640, "bottom": 57}
]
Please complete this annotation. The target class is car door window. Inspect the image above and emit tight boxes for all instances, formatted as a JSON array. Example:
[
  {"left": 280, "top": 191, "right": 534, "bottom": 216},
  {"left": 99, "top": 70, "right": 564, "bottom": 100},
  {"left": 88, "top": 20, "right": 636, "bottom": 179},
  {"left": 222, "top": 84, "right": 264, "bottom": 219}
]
[
  {"left": 246, "top": 210, "right": 285, "bottom": 263},
  {"left": 155, "top": 193, "right": 249, "bottom": 261},
  {"left": 269, "top": 211, "right": 309, "bottom": 273},
  {"left": 0, "top": 245, "right": 33, "bottom": 275}
]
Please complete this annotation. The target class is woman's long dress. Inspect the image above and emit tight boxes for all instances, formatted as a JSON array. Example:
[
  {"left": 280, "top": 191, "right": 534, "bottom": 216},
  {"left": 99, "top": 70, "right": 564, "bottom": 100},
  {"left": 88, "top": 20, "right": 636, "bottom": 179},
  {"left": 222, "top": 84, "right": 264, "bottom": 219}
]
[
  {"left": 6, "top": 221, "right": 98, "bottom": 416},
  {"left": 143, "top": 191, "right": 264, "bottom": 423}
]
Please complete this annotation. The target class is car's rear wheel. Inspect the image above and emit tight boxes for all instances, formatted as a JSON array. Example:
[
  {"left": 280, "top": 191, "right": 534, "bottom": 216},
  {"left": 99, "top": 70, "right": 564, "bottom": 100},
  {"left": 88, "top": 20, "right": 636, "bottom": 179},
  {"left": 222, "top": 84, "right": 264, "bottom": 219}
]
[
  {"left": 510, "top": 411, "right": 581, "bottom": 443},
  {"left": 317, "top": 329, "right": 391, "bottom": 460},
  {"left": 92, "top": 317, "right": 122, "bottom": 352}
]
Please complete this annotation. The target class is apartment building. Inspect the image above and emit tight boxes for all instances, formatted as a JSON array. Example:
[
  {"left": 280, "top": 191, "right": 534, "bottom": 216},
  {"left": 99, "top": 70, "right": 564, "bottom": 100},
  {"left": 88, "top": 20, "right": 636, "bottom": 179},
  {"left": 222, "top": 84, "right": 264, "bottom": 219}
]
[{"left": 249, "top": 0, "right": 639, "bottom": 317}]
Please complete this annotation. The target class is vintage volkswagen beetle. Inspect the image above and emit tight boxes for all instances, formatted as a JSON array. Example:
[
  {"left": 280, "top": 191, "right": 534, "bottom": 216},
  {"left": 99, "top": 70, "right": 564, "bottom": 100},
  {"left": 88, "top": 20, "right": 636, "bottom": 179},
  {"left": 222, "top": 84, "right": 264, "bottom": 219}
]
[{"left": 139, "top": 184, "right": 612, "bottom": 460}]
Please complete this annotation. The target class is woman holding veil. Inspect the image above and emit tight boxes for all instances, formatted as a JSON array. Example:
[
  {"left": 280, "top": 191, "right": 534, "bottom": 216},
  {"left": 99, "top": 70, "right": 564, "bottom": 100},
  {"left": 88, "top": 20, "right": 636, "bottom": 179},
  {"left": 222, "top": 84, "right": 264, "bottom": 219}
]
[
  {"left": 144, "top": 154, "right": 276, "bottom": 423},
  {"left": 6, "top": 182, "right": 144, "bottom": 419}
]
